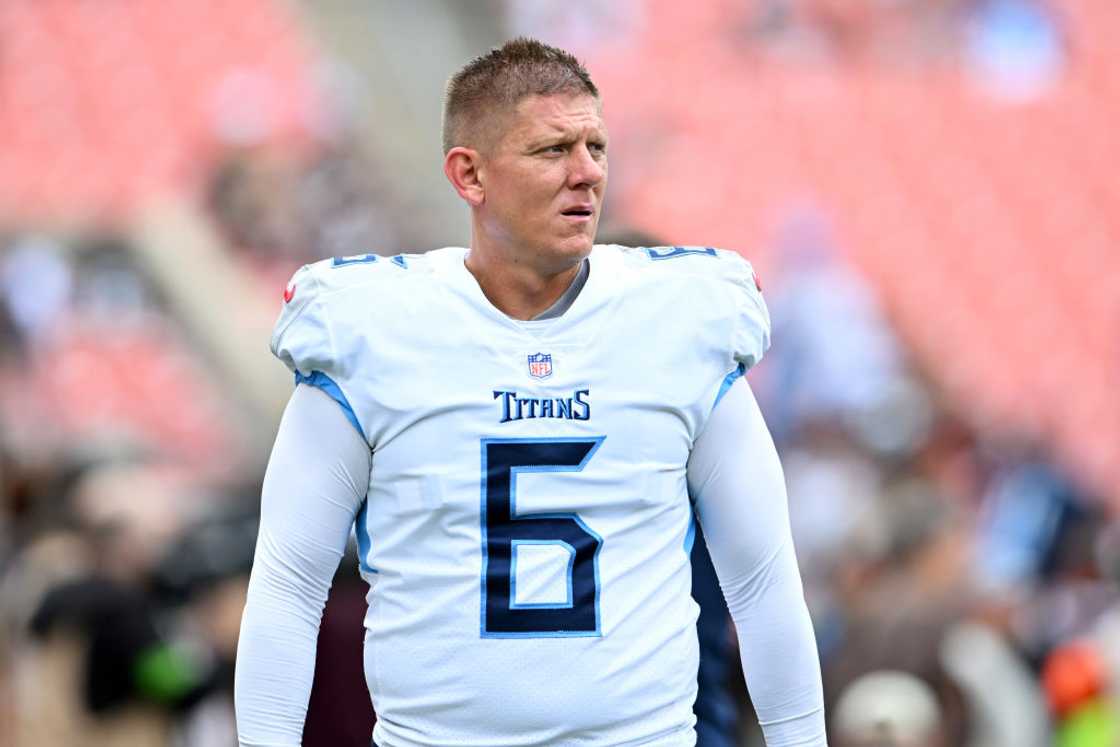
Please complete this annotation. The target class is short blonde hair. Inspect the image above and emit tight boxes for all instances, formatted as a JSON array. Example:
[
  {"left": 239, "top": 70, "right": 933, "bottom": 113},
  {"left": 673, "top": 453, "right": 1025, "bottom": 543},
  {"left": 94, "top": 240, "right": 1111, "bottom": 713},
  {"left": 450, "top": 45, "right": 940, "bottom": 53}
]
[{"left": 442, "top": 37, "right": 599, "bottom": 154}]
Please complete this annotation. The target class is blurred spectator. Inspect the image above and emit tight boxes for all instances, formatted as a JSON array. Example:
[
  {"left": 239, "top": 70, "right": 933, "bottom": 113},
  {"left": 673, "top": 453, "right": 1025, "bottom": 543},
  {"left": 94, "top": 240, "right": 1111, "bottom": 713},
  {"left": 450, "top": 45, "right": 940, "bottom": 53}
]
[
  {"left": 207, "top": 149, "right": 313, "bottom": 271},
  {"left": 741, "top": 0, "right": 970, "bottom": 66},
  {"left": 964, "top": 0, "right": 1066, "bottom": 101},
  {"left": 940, "top": 621, "right": 1050, "bottom": 747},
  {"left": 507, "top": 0, "right": 646, "bottom": 53},
  {"left": 0, "top": 233, "right": 241, "bottom": 473},
  {"left": 973, "top": 442, "right": 1082, "bottom": 594},
  {"left": 0, "top": 236, "right": 72, "bottom": 350},
  {"left": 832, "top": 669, "right": 944, "bottom": 747},
  {"left": 2, "top": 456, "right": 257, "bottom": 747},
  {"left": 207, "top": 138, "right": 402, "bottom": 291},
  {"left": 757, "top": 205, "right": 906, "bottom": 446}
]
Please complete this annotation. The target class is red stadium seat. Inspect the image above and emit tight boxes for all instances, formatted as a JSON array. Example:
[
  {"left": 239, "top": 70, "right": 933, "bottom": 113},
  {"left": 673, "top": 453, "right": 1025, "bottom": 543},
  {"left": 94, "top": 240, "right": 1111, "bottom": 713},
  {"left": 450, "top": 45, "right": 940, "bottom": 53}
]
[
  {"left": 0, "top": 0, "right": 316, "bottom": 221},
  {"left": 592, "top": 0, "right": 1120, "bottom": 502}
]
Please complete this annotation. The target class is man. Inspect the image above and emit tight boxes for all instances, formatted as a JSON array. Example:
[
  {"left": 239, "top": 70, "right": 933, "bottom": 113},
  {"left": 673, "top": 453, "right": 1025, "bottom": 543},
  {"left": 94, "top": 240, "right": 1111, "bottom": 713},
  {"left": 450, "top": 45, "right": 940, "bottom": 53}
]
[{"left": 236, "top": 38, "right": 826, "bottom": 747}]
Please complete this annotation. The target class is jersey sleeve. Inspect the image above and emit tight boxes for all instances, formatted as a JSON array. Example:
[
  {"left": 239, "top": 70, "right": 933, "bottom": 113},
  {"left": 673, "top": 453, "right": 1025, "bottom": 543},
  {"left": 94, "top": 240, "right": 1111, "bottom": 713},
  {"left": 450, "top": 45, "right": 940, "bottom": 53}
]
[
  {"left": 721, "top": 250, "right": 771, "bottom": 371},
  {"left": 235, "top": 384, "right": 372, "bottom": 746},
  {"left": 272, "top": 262, "right": 335, "bottom": 376},
  {"left": 270, "top": 259, "right": 369, "bottom": 442}
]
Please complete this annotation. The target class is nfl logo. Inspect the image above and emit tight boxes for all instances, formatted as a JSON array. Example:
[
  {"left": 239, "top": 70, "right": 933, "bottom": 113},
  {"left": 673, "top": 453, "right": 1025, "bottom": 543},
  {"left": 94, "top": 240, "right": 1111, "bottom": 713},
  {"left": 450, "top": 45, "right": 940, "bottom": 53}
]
[{"left": 527, "top": 353, "right": 553, "bottom": 379}]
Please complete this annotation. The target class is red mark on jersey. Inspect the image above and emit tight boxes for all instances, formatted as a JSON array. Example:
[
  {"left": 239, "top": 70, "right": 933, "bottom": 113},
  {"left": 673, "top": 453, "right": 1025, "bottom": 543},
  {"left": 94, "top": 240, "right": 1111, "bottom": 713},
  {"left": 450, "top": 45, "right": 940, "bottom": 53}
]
[
  {"left": 283, "top": 282, "right": 296, "bottom": 303},
  {"left": 753, "top": 271, "right": 762, "bottom": 292}
]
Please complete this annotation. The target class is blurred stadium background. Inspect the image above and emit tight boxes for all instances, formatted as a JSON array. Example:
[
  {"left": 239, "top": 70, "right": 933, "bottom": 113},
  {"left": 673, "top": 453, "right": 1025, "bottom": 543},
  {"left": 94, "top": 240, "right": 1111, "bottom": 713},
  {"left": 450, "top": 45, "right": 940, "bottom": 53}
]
[{"left": 0, "top": 1, "right": 1118, "bottom": 745}]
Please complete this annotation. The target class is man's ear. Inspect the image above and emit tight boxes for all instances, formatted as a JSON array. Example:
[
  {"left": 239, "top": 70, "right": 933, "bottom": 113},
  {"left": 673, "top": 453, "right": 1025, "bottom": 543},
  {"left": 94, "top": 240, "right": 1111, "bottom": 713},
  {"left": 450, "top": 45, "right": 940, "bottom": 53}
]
[{"left": 444, "top": 147, "right": 485, "bottom": 207}]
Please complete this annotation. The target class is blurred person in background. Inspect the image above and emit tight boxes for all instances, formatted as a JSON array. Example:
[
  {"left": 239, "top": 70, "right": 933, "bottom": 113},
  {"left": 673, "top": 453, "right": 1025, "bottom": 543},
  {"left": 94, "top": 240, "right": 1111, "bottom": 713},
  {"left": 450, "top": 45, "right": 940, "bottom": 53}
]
[
  {"left": 2, "top": 456, "right": 252, "bottom": 747},
  {"left": 235, "top": 37, "right": 826, "bottom": 747},
  {"left": 207, "top": 136, "right": 402, "bottom": 293},
  {"left": 831, "top": 669, "right": 945, "bottom": 747},
  {"left": 754, "top": 204, "right": 906, "bottom": 447},
  {"left": 0, "top": 230, "right": 261, "bottom": 746},
  {"left": 964, "top": 0, "right": 1066, "bottom": 100},
  {"left": 747, "top": 200, "right": 1096, "bottom": 746}
]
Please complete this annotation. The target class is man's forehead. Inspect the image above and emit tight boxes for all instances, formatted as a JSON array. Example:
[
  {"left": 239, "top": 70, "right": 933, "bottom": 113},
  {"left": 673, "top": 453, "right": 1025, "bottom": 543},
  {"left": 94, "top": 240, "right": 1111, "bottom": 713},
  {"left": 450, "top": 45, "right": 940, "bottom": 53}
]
[{"left": 509, "top": 93, "right": 606, "bottom": 139}]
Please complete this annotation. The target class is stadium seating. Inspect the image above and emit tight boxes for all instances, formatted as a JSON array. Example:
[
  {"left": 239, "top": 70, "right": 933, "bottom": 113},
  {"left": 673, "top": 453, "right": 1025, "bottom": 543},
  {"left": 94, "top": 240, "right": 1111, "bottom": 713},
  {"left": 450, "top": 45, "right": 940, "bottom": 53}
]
[
  {"left": 1, "top": 0, "right": 1115, "bottom": 501},
  {"left": 591, "top": 0, "right": 1120, "bottom": 502},
  {"left": 0, "top": 0, "right": 315, "bottom": 218}
]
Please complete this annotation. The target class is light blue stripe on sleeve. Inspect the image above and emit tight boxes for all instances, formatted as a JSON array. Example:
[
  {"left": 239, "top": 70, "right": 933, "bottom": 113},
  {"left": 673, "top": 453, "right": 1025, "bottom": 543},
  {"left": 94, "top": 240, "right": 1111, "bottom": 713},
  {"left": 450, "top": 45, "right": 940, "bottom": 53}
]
[
  {"left": 295, "top": 370, "right": 376, "bottom": 574},
  {"left": 684, "top": 509, "right": 697, "bottom": 554},
  {"left": 294, "top": 370, "right": 367, "bottom": 442},
  {"left": 712, "top": 362, "right": 746, "bottom": 411},
  {"left": 354, "top": 497, "right": 377, "bottom": 574}
]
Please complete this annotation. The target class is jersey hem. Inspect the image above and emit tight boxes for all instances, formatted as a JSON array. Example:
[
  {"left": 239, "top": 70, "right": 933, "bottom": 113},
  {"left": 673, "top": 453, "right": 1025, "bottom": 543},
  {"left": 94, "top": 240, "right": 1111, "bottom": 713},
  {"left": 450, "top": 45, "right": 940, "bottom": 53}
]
[{"left": 370, "top": 722, "right": 696, "bottom": 747}]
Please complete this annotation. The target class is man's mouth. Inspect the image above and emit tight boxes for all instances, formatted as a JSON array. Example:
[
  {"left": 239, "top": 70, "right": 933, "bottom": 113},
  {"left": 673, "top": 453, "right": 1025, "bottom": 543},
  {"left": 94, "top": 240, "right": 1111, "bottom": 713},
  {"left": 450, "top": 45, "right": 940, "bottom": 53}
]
[{"left": 561, "top": 206, "right": 594, "bottom": 218}]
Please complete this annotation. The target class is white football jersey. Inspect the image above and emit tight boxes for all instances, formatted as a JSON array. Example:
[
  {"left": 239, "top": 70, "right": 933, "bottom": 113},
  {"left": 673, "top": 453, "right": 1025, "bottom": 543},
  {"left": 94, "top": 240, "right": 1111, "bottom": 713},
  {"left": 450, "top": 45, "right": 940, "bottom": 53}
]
[{"left": 270, "top": 244, "right": 769, "bottom": 747}]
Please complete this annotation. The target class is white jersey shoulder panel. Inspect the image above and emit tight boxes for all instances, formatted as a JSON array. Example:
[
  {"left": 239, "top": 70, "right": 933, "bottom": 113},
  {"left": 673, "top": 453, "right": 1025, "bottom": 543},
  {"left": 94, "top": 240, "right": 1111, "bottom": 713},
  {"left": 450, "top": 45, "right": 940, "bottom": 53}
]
[
  {"left": 269, "top": 250, "right": 455, "bottom": 443},
  {"left": 608, "top": 244, "right": 770, "bottom": 370}
]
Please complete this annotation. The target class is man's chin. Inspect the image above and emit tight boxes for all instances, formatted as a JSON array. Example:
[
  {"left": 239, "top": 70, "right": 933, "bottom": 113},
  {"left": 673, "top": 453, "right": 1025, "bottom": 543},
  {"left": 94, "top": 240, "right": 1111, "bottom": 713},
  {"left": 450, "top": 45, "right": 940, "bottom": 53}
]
[
  {"left": 558, "top": 237, "right": 595, "bottom": 261},
  {"left": 564, "top": 227, "right": 598, "bottom": 253},
  {"left": 532, "top": 237, "right": 592, "bottom": 274}
]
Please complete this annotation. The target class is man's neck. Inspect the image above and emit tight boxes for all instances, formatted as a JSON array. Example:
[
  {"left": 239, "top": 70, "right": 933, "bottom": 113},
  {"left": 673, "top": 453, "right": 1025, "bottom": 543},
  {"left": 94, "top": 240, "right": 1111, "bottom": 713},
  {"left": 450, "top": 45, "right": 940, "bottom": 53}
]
[
  {"left": 531, "top": 259, "right": 589, "bottom": 320},
  {"left": 464, "top": 244, "right": 587, "bottom": 321}
]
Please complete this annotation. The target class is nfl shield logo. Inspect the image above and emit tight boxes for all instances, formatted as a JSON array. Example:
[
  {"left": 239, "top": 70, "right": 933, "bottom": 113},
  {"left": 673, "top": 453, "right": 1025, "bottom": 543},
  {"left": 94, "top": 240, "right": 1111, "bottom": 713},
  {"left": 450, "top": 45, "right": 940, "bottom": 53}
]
[{"left": 527, "top": 353, "right": 553, "bottom": 379}]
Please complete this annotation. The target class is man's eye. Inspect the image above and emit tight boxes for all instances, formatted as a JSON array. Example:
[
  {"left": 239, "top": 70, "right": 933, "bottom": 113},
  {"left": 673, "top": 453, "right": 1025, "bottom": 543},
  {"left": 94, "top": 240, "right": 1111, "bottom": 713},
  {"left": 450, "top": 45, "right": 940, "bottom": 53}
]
[
  {"left": 542, "top": 144, "right": 566, "bottom": 154},
  {"left": 589, "top": 143, "right": 607, "bottom": 154}
]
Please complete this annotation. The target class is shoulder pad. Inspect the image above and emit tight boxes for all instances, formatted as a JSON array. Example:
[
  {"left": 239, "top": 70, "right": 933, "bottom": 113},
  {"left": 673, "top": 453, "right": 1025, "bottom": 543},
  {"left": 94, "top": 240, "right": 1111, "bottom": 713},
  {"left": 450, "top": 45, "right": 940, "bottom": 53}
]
[
  {"left": 612, "top": 244, "right": 769, "bottom": 368},
  {"left": 270, "top": 253, "right": 406, "bottom": 377}
]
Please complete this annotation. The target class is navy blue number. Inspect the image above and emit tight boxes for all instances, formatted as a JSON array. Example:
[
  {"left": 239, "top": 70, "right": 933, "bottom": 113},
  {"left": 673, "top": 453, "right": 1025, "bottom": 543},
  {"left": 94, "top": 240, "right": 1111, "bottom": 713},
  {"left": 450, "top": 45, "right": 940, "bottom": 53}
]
[
  {"left": 332, "top": 253, "right": 411, "bottom": 269},
  {"left": 644, "top": 246, "right": 717, "bottom": 261},
  {"left": 481, "top": 438, "right": 604, "bottom": 638},
  {"left": 331, "top": 253, "right": 378, "bottom": 267}
]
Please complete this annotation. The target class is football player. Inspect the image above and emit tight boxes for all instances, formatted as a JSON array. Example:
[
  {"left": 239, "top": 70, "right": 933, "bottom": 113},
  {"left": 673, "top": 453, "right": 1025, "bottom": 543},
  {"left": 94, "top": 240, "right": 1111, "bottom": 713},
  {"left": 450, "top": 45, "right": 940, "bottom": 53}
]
[{"left": 236, "top": 38, "right": 826, "bottom": 747}]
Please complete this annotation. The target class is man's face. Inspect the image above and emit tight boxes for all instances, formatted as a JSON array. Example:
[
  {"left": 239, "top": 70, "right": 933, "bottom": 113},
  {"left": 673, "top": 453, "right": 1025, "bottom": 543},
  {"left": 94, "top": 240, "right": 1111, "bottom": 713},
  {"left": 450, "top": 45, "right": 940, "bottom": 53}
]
[{"left": 478, "top": 93, "right": 608, "bottom": 271}]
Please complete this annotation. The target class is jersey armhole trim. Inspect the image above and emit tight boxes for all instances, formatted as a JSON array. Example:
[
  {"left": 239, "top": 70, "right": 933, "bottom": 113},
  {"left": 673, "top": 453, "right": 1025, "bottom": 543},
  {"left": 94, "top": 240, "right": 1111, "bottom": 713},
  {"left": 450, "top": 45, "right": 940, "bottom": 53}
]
[
  {"left": 684, "top": 507, "right": 697, "bottom": 554},
  {"left": 354, "top": 497, "right": 377, "bottom": 574},
  {"left": 295, "top": 370, "right": 367, "bottom": 442},
  {"left": 711, "top": 362, "right": 746, "bottom": 412}
]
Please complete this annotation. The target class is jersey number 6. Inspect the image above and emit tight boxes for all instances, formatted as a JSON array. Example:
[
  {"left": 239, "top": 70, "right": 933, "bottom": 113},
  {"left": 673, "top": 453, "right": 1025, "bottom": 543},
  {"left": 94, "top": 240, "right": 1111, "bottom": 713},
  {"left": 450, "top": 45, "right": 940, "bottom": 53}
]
[{"left": 480, "top": 438, "right": 604, "bottom": 638}]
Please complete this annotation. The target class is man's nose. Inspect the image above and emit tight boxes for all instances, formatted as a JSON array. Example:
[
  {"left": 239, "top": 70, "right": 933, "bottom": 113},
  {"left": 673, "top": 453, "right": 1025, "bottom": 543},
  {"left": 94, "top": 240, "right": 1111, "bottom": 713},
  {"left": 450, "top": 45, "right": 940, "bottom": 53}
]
[{"left": 567, "top": 144, "right": 605, "bottom": 189}]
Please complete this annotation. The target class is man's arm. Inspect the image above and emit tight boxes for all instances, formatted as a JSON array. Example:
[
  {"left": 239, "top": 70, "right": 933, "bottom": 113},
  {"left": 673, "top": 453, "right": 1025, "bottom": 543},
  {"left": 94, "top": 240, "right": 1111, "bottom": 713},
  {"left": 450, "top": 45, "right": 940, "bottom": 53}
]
[
  {"left": 687, "top": 378, "right": 827, "bottom": 746},
  {"left": 235, "top": 384, "right": 371, "bottom": 746}
]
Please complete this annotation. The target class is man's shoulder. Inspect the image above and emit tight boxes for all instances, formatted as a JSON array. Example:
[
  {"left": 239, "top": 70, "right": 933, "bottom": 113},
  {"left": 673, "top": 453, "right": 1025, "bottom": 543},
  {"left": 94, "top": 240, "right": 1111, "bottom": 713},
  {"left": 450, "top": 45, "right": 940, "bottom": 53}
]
[
  {"left": 282, "top": 249, "right": 465, "bottom": 320},
  {"left": 270, "top": 248, "right": 464, "bottom": 373},
  {"left": 594, "top": 243, "right": 760, "bottom": 290},
  {"left": 282, "top": 248, "right": 460, "bottom": 310},
  {"left": 595, "top": 243, "right": 769, "bottom": 367}
]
